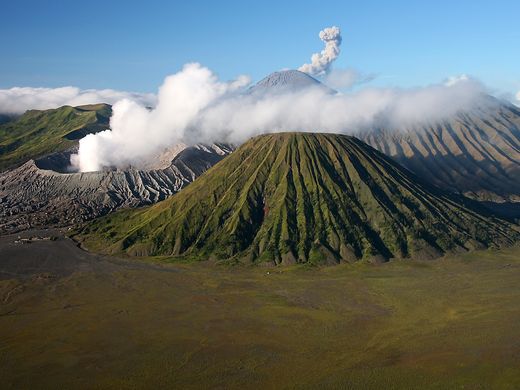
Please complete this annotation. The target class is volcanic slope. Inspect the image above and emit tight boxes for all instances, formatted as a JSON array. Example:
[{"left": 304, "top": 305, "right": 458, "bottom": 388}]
[
  {"left": 360, "top": 98, "right": 520, "bottom": 202},
  {"left": 80, "top": 133, "right": 519, "bottom": 264},
  {"left": 0, "top": 104, "right": 111, "bottom": 170}
]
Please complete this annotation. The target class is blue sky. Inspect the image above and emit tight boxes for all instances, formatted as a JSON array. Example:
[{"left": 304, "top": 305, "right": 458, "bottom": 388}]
[{"left": 1, "top": 0, "right": 519, "bottom": 95}]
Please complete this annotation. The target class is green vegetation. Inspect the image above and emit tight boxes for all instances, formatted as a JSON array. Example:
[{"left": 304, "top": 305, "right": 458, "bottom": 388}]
[
  {"left": 79, "top": 132, "right": 519, "bottom": 263},
  {"left": 1, "top": 245, "right": 520, "bottom": 388},
  {"left": 0, "top": 103, "right": 111, "bottom": 170}
]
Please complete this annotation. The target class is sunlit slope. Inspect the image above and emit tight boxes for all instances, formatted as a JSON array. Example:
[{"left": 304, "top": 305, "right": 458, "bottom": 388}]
[
  {"left": 80, "top": 133, "right": 519, "bottom": 264},
  {"left": 0, "top": 104, "right": 111, "bottom": 170}
]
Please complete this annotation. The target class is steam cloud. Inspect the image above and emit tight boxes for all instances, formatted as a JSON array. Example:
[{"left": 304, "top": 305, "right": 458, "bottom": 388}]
[
  {"left": 0, "top": 86, "right": 155, "bottom": 114},
  {"left": 72, "top": 63, "right": 486, "bottom": 172},
  {"left": 299, "top": 26, "right": 342, "bottom": 76},
  {"left": 71, "top": 63, "right": 250, "bottom": 172}
]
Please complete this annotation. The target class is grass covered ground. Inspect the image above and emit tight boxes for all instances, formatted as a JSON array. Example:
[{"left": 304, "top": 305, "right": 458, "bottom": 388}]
[
  {"left": 0, "top": 104, "right": 110, "bottom": 170},
  {"left": 1, "top": 234, "right": 520, "bottom": 389}
]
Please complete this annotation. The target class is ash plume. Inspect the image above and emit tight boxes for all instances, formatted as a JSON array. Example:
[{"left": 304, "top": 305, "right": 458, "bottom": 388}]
[{"left": 299, "top": 26, "right": 342, "bottom": 76}]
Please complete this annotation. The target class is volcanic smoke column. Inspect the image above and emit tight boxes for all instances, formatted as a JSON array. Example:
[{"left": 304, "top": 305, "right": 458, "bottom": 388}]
[{"left": 299, "top": 26, "right": 342, "bottom": 76}]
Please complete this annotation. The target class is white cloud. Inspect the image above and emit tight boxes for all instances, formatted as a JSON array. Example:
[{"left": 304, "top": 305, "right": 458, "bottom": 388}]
[
  {"left": 72, "top": 63, "right": 250, "bottom": 172},
  {"left": 444, "top": 74, "right": 469, "bottom": 87},
  {"left": 0, "top": 86, "right": 156, "bottom": 114},
  {"left": 321, "top": 68, "right": 375, "bottom": 90},
  {"left": 72, "top": 63, "right": 487, "bottom": 172}
]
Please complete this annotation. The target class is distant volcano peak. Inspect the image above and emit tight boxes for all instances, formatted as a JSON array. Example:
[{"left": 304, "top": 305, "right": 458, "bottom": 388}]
[{"left": 250, "top": 69, "right": 335, "bottom": 94}]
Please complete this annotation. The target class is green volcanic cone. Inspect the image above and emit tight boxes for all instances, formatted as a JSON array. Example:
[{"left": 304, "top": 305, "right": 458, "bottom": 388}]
[{"left": 79, "top": 133, "right": 519, "bottom": 264}]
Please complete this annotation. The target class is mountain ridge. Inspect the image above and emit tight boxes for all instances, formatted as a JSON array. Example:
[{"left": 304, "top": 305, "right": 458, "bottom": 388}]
[
  {"left": 360, "top": 99, "right": 520, "bottom": 202},
  {"left": 0, "top": 104, "right": 111, "bottom": 171}
]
